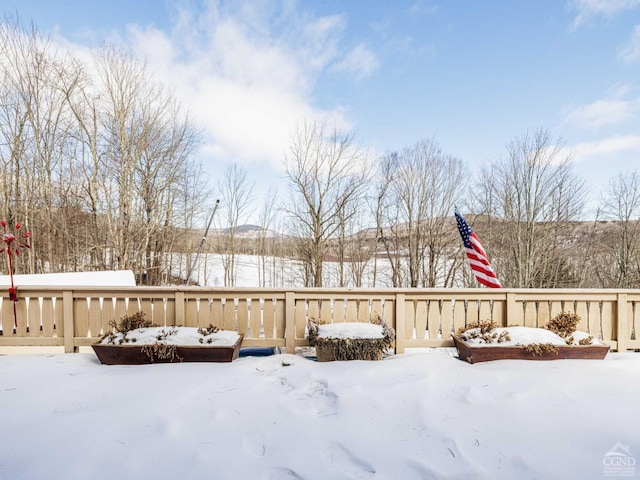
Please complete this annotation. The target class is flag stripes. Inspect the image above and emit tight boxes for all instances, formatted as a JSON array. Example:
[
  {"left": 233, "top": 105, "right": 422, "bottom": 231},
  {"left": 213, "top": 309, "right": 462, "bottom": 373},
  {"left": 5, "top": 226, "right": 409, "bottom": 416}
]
[{"left": 455, "top": 210, "right": 502, "bottom": 288}]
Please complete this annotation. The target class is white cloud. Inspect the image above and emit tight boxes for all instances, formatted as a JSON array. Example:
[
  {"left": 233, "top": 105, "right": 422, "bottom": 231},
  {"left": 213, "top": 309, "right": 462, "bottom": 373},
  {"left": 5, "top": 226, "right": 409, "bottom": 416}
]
[
  {"left": 563, "top": 98, "right": 637, "bottom": 129},
  {"left": 568, "top": 134, "right": 640, "bottom": 161},
  {"left": 330, "top": 43, "right": 380, "bottom": 80},
  {"left": 299, "top": 14, "right": 346, "bottom": 70},
  {"left": 120, "top": 2, "right": 360, "bottom": 171},
  {"left": 562, "top": 85, "right": 640, "bottom": 130},
  {"left": 408, "top": 2, "right": 439, "bottom": 17},
  {"left": 570, "top": 0, "right": 640, "bottom": 29},
  {"left": 619, "top": 24, "right": 640, "bottom": 63}
]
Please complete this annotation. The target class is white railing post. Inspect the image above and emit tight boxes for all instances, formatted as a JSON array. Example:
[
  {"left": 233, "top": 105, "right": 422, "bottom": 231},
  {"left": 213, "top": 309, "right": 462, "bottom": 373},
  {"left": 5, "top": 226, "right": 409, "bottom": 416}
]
[
  {"left": 617, "top": 293, "right": 627, "bottom": 352},
  {"left": 505, "top": 292, "right": 516, "bottom": 327},
  {"left": 175, "top": 291, "right": 185, "bottom": 326},
  {"left": 395, "top": 293, "right": 405, "bottom": 354},
  {"left": 62, "top": 290, "right": 76, "bottom": 353},
  {"left": 285, "top": 291, "right": 295, "bottom": 354}
]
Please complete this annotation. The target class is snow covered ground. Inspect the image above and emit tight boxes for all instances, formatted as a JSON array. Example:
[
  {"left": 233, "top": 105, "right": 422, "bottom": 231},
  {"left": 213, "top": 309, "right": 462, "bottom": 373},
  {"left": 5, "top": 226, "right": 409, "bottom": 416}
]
[
  {"left": 187, "top": 253, "right": 412, "bottom": 288},
  {"left": 0, "top": 270, "right": 637, "bottom": 478},
  {"left": 0, "top": 349, "right": 638, "bottom": 479}
]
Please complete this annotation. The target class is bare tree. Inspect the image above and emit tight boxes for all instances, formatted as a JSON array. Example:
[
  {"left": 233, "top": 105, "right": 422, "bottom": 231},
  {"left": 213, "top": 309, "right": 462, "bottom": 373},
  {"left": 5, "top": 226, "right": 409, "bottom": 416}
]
[
  {"left": 176, "top": 161, "right": 211, "bottom": 285},
  {"left": 0, "top": 17, "right": 206, "bottom": 284},
  {"left": 333, "top": 174, "right": 371, "bottom": 287},
  {"left": 256, "top": 186, "right": 281, "bottom": 287},
  {"left": 373, "top": 153, "right": 404, "bottom": 287},
  {"left": 56, "top": 48, "right": 111, "bottom": 271},
  {"left": 375, "top": 140, "right": 465, "bottom": 287},
  {"left": 94, "top": 46, "right": 150, "bottom": 272},
  {"left": 217, "top": 163, "right": 254, "bottom": 286},
  {"left": 599, "top": 171, "right": 640, "bottom": 287},
  {"left": 284, "top": 120, "right": 368, "bottom": 287},
  {"left": 475, "top": 129, "right": 585, "bottom": 287},
  {"left": 0, "top": 16, "right": 80, "bottom": 274},
  {"left": 80, "top": 45, "right": 203, "bottom": 283},
  {"left": 0, "top": 19, "right": 33, "bottom": 272},
  {"left": 345, "top": 229, "right": 375, "bottom": 287}
]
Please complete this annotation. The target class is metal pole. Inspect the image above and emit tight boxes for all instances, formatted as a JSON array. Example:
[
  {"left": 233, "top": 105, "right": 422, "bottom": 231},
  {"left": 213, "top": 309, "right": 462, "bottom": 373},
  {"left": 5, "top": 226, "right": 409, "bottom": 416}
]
[{"left": 187, "top": 199, "right": 220, "bottom": 285}]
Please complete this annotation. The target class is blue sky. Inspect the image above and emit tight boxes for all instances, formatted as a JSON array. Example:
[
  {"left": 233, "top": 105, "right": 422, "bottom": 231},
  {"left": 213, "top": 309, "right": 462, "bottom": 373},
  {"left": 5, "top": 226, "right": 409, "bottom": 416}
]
[{"left": 4, "top": 0, "right": 640, "bottom": 218}]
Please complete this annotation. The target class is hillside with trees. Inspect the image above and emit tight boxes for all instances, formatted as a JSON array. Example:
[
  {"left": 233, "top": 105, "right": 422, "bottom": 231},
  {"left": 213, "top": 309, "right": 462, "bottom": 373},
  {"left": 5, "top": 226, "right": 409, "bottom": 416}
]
[{"left": 2, "top": 17, "right": 640, "bottom": 289}]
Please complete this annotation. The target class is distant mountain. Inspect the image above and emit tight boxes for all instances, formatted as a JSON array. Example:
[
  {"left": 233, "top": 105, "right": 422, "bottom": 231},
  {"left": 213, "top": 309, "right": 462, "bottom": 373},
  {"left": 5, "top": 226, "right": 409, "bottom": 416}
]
[
  {"left": 235, "top": 224, "right": 263, "bottom": 234},
  {"left": 212, "top": 224, "right": 284, "bottom": 239}
]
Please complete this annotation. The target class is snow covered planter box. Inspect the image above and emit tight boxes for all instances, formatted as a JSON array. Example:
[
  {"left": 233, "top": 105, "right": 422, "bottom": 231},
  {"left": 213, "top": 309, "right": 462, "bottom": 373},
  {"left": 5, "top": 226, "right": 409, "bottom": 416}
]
[
  {"left": 452, "top": 313, "right": 610, "bottom": 364},
  {"left": 452, "top": 335, "right": 610, "bottom": 364},
  {"left": 307, "top": 315, "right": 395, "bottom": 362},
  {"left": 92, "top": 313, "right": 243, "bottom": 365}
]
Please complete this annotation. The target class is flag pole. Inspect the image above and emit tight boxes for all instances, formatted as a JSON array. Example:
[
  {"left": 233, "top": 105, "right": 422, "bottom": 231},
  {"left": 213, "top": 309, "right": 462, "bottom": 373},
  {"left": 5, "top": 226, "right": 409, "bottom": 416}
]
[{"left": 187, "top": 199, "right": 220, "bottom": 286}]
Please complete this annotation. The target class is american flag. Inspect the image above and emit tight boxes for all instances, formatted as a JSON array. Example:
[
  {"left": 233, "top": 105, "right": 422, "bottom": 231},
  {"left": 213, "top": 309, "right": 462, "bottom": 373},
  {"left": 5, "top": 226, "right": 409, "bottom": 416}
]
[{"left": 455, "top": 209, "right": 502, "bottom": 288}]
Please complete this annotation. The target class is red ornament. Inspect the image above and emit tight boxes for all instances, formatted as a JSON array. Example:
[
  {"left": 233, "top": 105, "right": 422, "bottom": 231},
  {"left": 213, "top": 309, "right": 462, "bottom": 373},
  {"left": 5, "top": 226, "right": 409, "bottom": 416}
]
[{"left": 2, "top": 220, "right": 31, "bottom": 330}]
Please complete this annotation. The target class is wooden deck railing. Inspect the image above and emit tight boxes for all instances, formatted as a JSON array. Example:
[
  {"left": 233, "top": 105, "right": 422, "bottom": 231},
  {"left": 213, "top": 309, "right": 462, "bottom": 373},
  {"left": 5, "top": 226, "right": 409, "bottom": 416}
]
[{"left": 0, "top": 287, "right": 639, "bottom": 353}]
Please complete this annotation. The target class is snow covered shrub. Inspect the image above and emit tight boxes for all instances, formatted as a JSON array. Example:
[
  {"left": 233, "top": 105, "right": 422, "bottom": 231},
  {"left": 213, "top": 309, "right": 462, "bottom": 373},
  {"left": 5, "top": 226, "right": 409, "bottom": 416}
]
[
  {"left": 109, "top": 311, "right": 156, "bottom": 334},
  {"left": 521, "top": 343, "right": 559, "bottom": 356},
  {"left": 545, "top": 311, "right": 580, "bottom": 338},
  {"left": 544, "top": 311, "right": 594, "bottom": 345},
  {"left": 198, "top": 324, "right": 220, "bottom": 336},
  {"left": 102, "top": 312, "right": 180, "bottom": 361},
  {"left": 456, "top": 320, "right": 511, "bottom": 344}
]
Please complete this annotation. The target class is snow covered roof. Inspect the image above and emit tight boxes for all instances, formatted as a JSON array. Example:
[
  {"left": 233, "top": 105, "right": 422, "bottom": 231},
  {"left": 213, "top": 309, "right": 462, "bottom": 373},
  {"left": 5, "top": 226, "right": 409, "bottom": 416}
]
[{"left": 0, "top": 270, "right": 136, "bottom": 287}]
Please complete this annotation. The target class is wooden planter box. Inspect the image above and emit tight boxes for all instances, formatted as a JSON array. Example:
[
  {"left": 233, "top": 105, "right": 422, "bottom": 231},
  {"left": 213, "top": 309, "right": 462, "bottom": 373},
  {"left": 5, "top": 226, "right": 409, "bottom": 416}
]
[
  {"left": 92, "top": 335, "right": 243, "bottom": 365},
  {"left": 453, "top": 335, "right": 610, "bottom": 364},
  {"left": 308, "top": 318, "right": 395, "bottom": 362}
]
